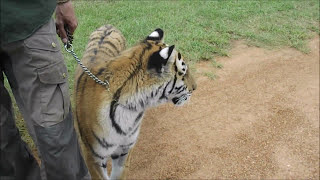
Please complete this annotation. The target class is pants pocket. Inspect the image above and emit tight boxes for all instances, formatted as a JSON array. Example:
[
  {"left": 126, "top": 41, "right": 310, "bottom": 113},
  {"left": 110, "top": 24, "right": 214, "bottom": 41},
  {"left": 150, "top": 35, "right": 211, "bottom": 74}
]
[
  {"left": 23, "top": 19, "right": 63, "bottom": 69},
  {"left": 37, "top": 61, "right": 70, "bottom": 127}
]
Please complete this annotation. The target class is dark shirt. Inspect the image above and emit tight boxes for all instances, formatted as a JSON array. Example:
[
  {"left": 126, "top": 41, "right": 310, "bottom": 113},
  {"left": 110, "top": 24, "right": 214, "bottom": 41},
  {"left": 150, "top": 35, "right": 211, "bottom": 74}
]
[{"left": 0, "top": 0, "right": 56, "bottom": 45}]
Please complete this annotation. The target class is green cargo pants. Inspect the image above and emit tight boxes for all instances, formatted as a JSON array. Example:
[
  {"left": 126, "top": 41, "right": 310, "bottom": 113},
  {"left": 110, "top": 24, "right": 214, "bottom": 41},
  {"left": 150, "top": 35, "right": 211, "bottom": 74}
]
[{"left": 0, "top": 19, "right": 90, "bottom": 180}]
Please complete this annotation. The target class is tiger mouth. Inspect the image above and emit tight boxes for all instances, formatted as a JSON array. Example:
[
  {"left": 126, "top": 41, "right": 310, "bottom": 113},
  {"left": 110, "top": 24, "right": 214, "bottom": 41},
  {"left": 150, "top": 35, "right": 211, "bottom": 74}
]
[{"left": 172, "top": 93, "right": 192, "bottom": 105}]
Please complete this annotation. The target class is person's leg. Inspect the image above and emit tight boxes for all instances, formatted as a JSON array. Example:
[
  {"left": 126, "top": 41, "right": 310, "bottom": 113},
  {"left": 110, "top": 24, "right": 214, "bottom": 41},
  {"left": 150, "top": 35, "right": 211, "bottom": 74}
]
[
  {"left": 0, "top": 52, "right": 41, "bottom": 180},
  {"left": 1, "top": 19, "right": 90, "bottom": 180}
]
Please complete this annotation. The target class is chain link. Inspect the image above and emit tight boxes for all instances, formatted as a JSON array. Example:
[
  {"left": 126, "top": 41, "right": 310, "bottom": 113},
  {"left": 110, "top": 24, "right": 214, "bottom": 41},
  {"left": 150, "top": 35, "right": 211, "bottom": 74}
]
[{"left": 64, "top": 43, "right": 110, "bottom": 91}]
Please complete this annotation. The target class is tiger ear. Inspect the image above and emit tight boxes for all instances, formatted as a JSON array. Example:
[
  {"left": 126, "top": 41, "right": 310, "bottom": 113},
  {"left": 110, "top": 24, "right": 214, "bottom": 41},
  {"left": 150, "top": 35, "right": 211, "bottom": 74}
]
[
  {"left": 148, "top": 45, "right": 175, "bottom": 73},
  {"left": 159, "top": 45, "right": 175, "bottom": 60},
  {"left": 145, "top": 28, "right": 164, "bottom": 43}
]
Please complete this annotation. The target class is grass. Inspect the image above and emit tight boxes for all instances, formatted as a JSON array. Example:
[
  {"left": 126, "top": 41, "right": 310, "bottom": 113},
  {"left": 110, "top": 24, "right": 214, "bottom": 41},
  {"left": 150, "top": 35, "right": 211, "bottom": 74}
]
[
  {"left": 64, "top": 0, "right": 319, "bottom": 90},
  {"left": 211, "top": 60, "right": 224, "bottom": 69},
  {"left": 204, "top": 72, "right": 218, "bottom": 80},
  {"left": 70, "top": 1, "right": 319, "bottom": 59},
  {"left": 7, "top": 0, "right": 319, "bottom": 153}
]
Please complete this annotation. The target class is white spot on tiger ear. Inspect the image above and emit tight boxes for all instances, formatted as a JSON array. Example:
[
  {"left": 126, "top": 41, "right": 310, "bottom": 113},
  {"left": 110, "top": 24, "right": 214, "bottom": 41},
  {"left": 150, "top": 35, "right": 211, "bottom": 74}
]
[
  {"left": 159, "top": 47, "right": 169, "bottom": 59},
  {"left": 149, "top": 31, "right": 159, "bottom": 38}
]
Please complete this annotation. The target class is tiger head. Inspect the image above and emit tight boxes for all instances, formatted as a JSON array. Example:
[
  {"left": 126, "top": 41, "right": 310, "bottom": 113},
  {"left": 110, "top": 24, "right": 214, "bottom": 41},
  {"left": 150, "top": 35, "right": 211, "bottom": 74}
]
[{"left": 141, "top": 28, "right": 197, "bottom": 106}]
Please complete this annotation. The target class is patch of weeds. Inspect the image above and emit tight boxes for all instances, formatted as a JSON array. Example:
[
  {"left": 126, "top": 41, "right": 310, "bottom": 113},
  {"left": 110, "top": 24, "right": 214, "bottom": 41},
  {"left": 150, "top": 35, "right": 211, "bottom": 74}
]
[
  {"left": 204, "top": 72, "right": 218, "bottom": 80},
  {"left": 211, "top": 60, "right": 224, "bottom": 69}
]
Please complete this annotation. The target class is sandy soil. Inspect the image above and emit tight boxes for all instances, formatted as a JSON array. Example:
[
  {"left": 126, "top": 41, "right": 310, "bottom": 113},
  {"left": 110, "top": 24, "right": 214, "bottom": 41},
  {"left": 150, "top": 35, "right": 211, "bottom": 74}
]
[{"left": 127, "top": 36, "right": 319, "bottom": 179}]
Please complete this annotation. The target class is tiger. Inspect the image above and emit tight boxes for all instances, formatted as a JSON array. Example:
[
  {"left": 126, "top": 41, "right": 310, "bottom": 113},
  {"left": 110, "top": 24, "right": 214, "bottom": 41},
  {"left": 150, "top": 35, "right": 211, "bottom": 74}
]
[{"left": 74, "top": 25, "right": 197, "bottom": 180}]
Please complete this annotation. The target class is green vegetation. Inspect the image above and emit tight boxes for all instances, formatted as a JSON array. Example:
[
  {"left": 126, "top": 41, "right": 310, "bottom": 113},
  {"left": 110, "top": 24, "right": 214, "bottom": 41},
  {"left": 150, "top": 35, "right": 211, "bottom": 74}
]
[
  {"left": 64, "top": 0, "right": 319, "bottom": 89},
  {"left": 7, "top": 0, "right": 319, "bottom": 152},
  {"left": 70, "top": 1, "right": 319, "bottom": 58},
  {"left": 204, "top": 72, "right": 218, "bottom": 80}
]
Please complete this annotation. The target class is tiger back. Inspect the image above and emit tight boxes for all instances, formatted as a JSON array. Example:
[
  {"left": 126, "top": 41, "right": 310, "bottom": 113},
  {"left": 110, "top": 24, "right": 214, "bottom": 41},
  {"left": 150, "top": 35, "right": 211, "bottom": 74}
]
[
  {"left": 74, "top": 25, "right": 197, "bottom": 179},
  {"left": 74, "top": 25, "right": 127, "bottom": 179},
  {"left": 74, "top": 24, "right": 126, "bottom": 82}
]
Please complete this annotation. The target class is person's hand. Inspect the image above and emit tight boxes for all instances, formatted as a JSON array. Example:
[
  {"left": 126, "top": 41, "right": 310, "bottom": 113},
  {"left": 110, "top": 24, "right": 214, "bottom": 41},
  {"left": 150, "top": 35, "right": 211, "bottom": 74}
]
[{"left": 55, "top": 1, "right": 78, "bottom": 44}]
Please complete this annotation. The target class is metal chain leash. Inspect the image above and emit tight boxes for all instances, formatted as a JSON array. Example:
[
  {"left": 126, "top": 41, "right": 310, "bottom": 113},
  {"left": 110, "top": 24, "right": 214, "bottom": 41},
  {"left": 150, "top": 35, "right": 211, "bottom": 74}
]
[{"left": 63, "top": 27, "right": 110, "bottom": 91}]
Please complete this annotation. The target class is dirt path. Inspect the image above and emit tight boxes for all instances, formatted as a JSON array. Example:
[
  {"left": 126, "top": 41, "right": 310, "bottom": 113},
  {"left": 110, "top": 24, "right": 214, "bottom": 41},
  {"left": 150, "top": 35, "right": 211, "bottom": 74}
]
[{"left": 127, "top": 37, "right": 319, "bottom": 179}]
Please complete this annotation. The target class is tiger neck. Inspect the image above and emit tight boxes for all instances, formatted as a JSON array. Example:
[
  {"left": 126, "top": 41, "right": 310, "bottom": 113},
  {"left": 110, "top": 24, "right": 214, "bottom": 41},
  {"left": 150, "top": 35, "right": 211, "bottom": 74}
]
[{"left": 119, "top": 81, "right": 171, "bottom": 112}]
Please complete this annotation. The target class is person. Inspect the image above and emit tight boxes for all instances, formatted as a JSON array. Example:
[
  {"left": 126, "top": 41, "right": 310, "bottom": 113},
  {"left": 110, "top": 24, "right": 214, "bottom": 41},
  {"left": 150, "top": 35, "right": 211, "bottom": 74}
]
[{"left": 0, "top": 0, "right": 90, "bottom": 179}]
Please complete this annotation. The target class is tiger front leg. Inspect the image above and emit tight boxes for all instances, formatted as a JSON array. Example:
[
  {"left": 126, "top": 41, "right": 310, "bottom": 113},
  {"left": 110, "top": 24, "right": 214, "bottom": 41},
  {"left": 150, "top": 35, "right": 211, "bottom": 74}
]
[
  {"left": 100, "top": 161, "right": 110, "bottom": 180},
  {"left": 82, "top": 147, "right": 109, "bottom": 180},
  {"left": 110, "top": 152, "right": 130, "bottom": 180}
]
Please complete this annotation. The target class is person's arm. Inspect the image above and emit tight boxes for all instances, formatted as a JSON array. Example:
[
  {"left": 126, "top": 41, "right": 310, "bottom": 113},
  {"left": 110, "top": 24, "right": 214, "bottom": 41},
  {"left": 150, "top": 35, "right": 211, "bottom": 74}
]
[{"left": 55, "top": 0, "right": 78, "bottom": 44}]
